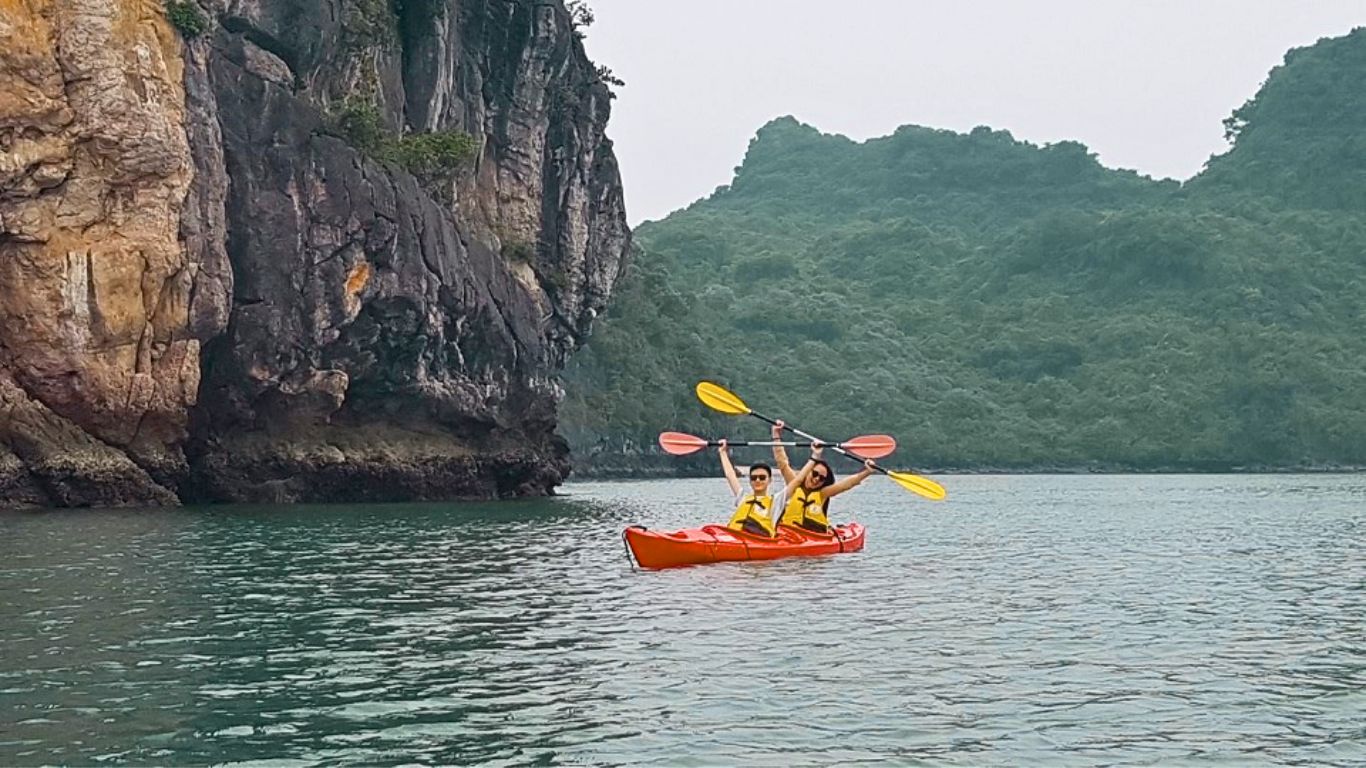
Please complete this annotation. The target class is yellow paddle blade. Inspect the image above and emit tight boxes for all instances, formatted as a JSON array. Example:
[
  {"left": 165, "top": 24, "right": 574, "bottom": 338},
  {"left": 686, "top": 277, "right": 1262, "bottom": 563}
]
[
  {"left": 887, "top": 470, "right": 947, "bottom": 501},
  {"left": 695, "top": 381, "right": 751, "bottom": 416}
]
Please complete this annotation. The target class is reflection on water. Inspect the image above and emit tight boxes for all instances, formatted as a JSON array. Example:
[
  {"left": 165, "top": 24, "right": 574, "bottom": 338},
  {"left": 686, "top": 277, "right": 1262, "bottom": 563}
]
[{"left": 1, "top": 475, "right": 1363, "bottom": 766}]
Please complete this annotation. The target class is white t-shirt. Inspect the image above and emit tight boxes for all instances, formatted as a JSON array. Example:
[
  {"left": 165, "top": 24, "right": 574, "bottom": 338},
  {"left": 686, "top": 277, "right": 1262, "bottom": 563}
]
[{"left": 731, "top": 485, "right": 788, "bottom": 525}]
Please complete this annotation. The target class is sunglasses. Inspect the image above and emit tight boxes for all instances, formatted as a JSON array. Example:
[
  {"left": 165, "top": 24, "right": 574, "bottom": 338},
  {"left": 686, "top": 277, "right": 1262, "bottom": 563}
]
[
  {"left": 749, "top": 474, "right": 769, "bottom": 481},
  {"left": 810, "top": 472, "right": 829, "bottom": 482}
]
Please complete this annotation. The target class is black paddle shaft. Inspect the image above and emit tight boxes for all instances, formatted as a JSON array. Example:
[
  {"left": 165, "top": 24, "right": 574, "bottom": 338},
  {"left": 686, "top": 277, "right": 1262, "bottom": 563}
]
[{"left": 752, "top": 409, "right": 889, "bottom": 476}]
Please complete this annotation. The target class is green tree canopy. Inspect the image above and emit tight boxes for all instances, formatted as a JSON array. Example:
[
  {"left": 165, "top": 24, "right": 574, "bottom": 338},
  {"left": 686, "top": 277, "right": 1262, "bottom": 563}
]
[{"left": 561, "top": 28, "right": 1366, "bottom": 475}]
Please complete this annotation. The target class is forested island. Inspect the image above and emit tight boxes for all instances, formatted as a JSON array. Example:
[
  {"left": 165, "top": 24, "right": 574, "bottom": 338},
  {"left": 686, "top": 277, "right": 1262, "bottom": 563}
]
[{"left": 562, "top": 28, "right": 1366, "bottom": 475}]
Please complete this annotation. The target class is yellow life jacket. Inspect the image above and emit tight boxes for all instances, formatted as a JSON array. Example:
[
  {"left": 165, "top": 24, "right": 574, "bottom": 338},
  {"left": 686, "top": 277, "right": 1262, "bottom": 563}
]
[
  {"left": 727, "top": 493, "right": 776, "bottom": 536},
  {"left": 780, "top": 487, "right": 829, "bottom": 532}
]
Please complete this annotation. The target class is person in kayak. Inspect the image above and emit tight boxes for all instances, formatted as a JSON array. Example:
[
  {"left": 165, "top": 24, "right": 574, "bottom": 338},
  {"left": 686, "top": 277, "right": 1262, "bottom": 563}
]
[
  {"left": 718, "top": 438, "right": 818, "bottom": 537},
  {"left": 770, "top": 420, "right": 875, "bottom": 533}
]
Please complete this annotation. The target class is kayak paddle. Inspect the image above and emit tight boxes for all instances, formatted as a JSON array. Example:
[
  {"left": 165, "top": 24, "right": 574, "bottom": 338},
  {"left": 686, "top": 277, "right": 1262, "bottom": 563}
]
[
  {"left": 658, "top": 431, "right": 897, "bottom": 459},
  {"left": 695, "top": 381, "right": 947, "bottom": 501}
]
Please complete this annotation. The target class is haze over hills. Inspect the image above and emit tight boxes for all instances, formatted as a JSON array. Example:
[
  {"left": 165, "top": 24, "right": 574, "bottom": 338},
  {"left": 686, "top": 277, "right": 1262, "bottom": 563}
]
[{"left": 561, "top": 27, "right": 1366, "bottom": 475}]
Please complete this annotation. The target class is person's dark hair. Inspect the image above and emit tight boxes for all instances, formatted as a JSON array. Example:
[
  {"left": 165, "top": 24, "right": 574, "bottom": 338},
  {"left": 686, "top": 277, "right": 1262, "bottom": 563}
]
[
  {"left": 749, "top": 462, "right": 772, "bottom": 478},
  {"left": 809, "top": 459, "right": 835, "bottom": 489}
]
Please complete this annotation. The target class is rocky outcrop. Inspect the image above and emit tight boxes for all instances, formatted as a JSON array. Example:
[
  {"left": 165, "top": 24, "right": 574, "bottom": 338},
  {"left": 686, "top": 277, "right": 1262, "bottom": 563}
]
[
  {"left": 0, "top": 0, "right": 629, "bottom": 507},
  {"left": 0, "top": 0, "right": 225, "bottom": 505}
]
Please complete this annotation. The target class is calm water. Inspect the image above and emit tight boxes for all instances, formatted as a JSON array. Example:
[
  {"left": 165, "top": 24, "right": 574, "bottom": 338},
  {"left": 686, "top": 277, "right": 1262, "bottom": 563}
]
[{"left": 1, "top": 475, "right": 1363, "bottom": 766}]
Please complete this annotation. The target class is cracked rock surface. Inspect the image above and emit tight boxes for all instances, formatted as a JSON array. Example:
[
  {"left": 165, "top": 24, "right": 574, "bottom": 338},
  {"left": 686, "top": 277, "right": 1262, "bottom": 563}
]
[{"left": 0, "top": 0, "right": 629, "bottom": 507}]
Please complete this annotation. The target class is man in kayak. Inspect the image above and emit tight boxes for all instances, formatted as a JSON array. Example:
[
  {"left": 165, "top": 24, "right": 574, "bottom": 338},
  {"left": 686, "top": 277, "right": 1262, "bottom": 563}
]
[
  {"left": 718, "top": 438, "right": 819, "bottom": 537},
  {"left": 770, "top": 420, "right": 876, "bottom": 533}
]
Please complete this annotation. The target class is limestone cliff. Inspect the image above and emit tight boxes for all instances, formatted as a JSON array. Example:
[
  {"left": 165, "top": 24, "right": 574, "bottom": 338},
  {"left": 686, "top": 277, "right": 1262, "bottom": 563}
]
[{"left": 0, "top": 0, "right": 629, "bottom": 506}]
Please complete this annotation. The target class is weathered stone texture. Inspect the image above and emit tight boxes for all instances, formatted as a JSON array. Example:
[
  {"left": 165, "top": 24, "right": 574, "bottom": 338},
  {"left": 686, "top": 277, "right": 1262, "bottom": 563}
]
[{"left": 0, "top": 0, "right": 629, "bottom": 507}]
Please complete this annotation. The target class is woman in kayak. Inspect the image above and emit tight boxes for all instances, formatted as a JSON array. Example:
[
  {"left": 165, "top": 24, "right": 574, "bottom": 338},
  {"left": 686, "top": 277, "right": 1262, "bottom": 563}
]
[
  {"left": 770, "top": 420, "right": 876, "bottom": 533},
  {"left": 718, "top": 438, "right": 818, "bottom": 537}
]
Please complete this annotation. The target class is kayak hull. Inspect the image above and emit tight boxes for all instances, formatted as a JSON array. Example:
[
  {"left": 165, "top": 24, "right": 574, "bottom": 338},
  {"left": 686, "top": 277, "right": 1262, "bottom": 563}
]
[{"left": 623, "top": 522, "right": 866, "bottom": 569}]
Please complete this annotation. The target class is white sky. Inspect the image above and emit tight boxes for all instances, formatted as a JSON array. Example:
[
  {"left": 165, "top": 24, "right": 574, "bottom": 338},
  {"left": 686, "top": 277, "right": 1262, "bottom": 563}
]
[{"left": 580, "top": 1, "right": 1366, "bottom": 225}]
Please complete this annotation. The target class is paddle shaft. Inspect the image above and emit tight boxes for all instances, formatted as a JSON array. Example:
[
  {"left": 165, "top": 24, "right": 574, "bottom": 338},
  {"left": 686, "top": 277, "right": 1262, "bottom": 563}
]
[
  {"left": 747, "top": 409, "right": 894, "bottom": 478},
  {"left": 712, "top": 440, "right": 851, "bottom": 448},
  {"left": 694, "top": 381, "right": 944, "bottom": 499}
]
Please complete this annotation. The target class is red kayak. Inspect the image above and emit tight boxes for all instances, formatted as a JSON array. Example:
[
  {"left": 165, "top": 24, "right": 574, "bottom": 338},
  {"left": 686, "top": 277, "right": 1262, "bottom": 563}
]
[{"left": 623, "top": 522, "right": 866, "bottom": 569}]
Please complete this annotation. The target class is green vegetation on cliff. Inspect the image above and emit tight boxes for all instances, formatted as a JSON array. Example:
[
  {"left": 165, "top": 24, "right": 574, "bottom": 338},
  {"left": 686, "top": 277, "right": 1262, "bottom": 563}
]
[
  {"left": 561, "top": 28, "right": 1366, "bottom": 473},
  {"left": 165, "top": 0, "right": 207, "bottom": 37},
  {"left": 329, "top": 97, "right": 479, "bottom": 179}
]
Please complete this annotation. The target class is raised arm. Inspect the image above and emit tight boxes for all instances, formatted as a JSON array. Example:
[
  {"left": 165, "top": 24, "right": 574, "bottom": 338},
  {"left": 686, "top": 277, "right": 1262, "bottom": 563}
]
[
  {"left": 823, "top": 458, "right": 876, "bottom": 499},
  {"left": 718, "top": 439, "right": 742, "bottom": 497},
  {"left": 771, "top": 419, "right": 796, "bottom": 483},
  {"left": 778, "top": 444, "right": 820, "bottom": 498}
]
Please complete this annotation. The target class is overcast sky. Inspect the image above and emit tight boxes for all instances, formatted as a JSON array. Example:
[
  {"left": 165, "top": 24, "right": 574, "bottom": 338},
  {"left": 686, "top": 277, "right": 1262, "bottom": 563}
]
[{"left": 580, "top": 1, "right": 1365, "bottom": 225}]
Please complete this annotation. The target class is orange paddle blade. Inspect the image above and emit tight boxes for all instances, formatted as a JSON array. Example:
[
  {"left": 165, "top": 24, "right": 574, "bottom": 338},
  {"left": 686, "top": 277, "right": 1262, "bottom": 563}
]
[
  {"left": 658, "top": 431, "right": 709, "bottom": 455},
  {"left": 839, "top": 434, "right": 897, "bottom": 459}
]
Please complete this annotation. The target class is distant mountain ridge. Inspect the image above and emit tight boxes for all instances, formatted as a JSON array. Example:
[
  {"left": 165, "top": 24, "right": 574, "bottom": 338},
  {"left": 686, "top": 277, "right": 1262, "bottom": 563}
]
[
  {"left": 1195, "top": 27, "right": 1366, "bottom": 210},
  {"left": 561, "top": 27, "right": 1366, "bottom": 475}
]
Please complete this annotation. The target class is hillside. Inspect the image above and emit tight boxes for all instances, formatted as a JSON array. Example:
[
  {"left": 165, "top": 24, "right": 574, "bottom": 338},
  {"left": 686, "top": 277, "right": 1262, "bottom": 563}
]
[{"left": 562, "top": 28, "right": 1366, "bottom": 474}]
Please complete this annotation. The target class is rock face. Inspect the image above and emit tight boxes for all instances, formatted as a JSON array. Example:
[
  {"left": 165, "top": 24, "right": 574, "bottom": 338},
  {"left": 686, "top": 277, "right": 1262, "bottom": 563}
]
[{"left": 0, "top": 0, "right": 629, "bottom": 507}]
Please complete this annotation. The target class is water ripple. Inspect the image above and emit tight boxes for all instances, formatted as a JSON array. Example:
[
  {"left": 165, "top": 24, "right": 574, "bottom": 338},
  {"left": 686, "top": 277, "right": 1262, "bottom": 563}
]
[{"left": 1, "top": 476, "right": 1364, "bottom": 765}]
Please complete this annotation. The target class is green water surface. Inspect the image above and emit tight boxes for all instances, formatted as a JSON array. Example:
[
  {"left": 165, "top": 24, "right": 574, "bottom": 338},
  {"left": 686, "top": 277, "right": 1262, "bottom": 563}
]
[{"left": 2, "top": 475, "right": 1363, "bottom": 766}]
